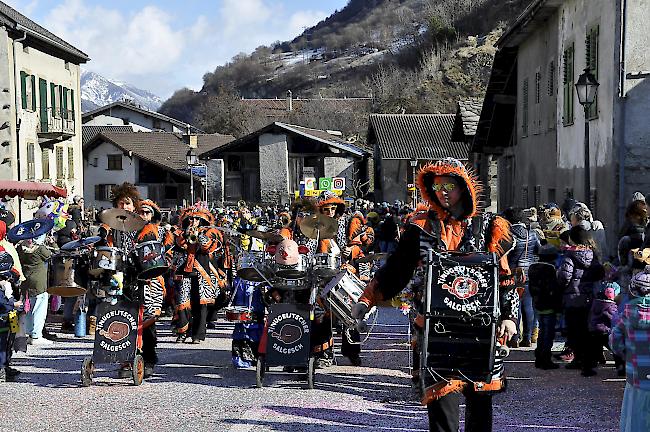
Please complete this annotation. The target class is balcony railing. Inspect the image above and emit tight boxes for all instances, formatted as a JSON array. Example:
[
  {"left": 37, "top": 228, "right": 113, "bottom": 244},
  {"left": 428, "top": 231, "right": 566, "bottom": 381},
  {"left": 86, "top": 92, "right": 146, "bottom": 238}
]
[{"left": 37, "top": 107, "right": 75, "bottom": 135}]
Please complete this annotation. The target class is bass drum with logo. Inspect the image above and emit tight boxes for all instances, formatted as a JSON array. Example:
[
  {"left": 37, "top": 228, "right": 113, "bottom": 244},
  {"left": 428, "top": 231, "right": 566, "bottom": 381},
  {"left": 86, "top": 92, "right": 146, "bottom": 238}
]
[{"left": 421, "top": 252, "right": 500, "bottom": 387}]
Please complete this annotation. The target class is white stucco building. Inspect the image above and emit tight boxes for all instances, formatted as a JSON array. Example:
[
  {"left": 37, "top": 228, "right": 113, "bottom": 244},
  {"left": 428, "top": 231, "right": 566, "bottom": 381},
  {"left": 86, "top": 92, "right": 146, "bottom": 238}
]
[
  {"left": 82, "top": 101, "right": 201, "bottom": 133},
  {"left": 0, "top": 2, "right": 89, "bottom": 220}
]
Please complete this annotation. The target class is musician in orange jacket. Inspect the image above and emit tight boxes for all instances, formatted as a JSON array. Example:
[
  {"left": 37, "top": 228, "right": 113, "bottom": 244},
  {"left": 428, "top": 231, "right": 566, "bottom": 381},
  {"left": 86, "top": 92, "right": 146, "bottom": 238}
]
[{"left": 352, "top": 158, "right": 519, "bottom": 432}]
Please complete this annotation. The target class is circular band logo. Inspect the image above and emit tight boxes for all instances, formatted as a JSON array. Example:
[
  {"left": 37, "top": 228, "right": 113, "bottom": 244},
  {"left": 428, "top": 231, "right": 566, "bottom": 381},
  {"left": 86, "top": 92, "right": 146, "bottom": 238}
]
[
  {"left": 96, "top": 309, "right": 137, "bottom": 353},
  {"left": 438, "top": 266, "right": 487, "bottom": 300},
  {"left": 268, "top": 312, "right": 310, "bottom": 355}
]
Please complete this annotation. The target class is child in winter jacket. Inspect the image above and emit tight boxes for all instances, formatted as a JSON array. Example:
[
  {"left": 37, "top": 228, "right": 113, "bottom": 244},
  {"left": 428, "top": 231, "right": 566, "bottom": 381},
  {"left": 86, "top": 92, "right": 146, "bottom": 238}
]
[
  {"left": 586, "top": 281, "right": 620, "bottom": 375},
  {"left": 611, "top": 266, "right": 650, "bottom": 432},
  {"left": 0, "top": 251, "right": 22, "bottom": 382},
  {"left": 528, "top": 245, "right": 562, "bottom": 369}
]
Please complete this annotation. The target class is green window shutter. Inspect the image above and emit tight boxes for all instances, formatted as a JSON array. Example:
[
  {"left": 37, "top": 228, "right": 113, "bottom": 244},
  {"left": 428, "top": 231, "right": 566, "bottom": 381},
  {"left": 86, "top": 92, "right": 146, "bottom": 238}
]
[
  {"left": 50, "top": 83, "right": 56, "bottom": 115},
  {"left": 30, "top": 75, "right": 36, "bottom": 111},
  {"left": 20, "top": 71, "right": 27, "bottom": 109},
  {"left": 70, "top": 89, "right": 75, "bottom": 118},
  {"left": 62, "top": 88, "right": 68, "bottom": 119}
]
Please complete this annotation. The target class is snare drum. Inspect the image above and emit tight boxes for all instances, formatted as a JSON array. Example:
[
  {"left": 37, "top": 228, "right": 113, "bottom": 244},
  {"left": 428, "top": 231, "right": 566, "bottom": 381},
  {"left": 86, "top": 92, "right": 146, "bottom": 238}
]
[
  {"left": 237, "top": 251, "right": 273, "bottom": 282},
  {"left": 224, "top": 306, "right": 253, "bottom": 323},
  {"left": 90, "top": 246, "right": 125, "bottom": 276},
  {"left": 313, "top": 253, "right": 340, "bottom": 278},
  {"left": 48, "top": 252, "right": 89, "bottom": 297},
  {"left": 133, "top": 240, "right": 168, "bottom": 279},
  {"left": 324, "top": 271, "right": 374, "bottom": 328},
  {"left": 275, "top": 254, "right": 309, "bottom": 278}
]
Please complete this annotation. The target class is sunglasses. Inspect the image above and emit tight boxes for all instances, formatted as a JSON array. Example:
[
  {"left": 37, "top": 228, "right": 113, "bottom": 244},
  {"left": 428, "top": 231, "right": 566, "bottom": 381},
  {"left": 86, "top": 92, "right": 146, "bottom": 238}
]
[
  {"left": 140, "top": 210, "right": 153, "bottom": 215},
  {"left": 431, "top": 183, "right": 456, "bottom": 192},
  {"left": 321, "top": 206, "right": 337, "bottom": 212}
]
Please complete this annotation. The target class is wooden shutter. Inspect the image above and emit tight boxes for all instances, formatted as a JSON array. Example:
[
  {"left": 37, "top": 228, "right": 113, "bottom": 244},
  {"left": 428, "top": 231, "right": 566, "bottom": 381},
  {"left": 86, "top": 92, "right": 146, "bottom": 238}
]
[
  {"left": 56, "top": 146, "right": 64, "bottom": 179},
  {"left": 522, "top": 78, "right": 529, "bottom": 136},
  {"left": 20, "top": 71, "right": 27, "bottom": 109},
  {"left": 70, "top": 89, "right": 75, "bottom": 119},
  {"left": 50, "top": 83, "right": 56, "bottom": 117},
  {"left": 586, "top": 25, "right": 599, "bottom": 119},
  {"left": 30, "top": 75, "right": 36, "bottom": 110},
  {"left": 41, "top": 148, "right": 50, "bottom": 179},
  {"left": 562, "top": 43, "right": 574, "bottom": 125},
  {"left": 67, "top": 146, "right": 74, "bottom": 178}
]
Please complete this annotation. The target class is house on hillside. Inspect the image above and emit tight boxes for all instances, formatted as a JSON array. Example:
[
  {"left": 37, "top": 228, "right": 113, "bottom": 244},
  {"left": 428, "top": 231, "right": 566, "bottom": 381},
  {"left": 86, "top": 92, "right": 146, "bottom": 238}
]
[
  {"left": 452, "top": 98, "right": 497, "bottom": 212},
  {"left": 368, "top": 114, "right": 469, "bottom": 203},
  {"left": 200, "top": 122, "right": 370, "bottom": 205},
  {"left": 241, "top": 91, "right": 372, "bottom": 120},
  {"left": 83, "top": 131, "right": 233, "bottom": 208},
  {"left": 473, "top": 0, "right": 650, "bottom": 253},
  {"left": 82, "top": 101, "right": 202, "bottom": 133},
  {"left": 0, "top": 2, "right": 89, "bottom": 219}
]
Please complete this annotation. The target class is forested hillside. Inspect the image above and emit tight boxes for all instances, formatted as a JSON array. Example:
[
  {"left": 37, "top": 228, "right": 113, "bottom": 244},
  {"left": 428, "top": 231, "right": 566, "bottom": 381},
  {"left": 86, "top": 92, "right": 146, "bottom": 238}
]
[{"left": 159, "top": 0, "right": 532, "bottom": 139}]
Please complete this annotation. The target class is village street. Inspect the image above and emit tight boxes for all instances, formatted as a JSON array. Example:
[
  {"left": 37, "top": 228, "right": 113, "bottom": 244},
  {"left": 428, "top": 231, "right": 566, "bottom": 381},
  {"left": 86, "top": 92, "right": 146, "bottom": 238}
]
[{"left": 0, "top": 307, "right": 623, "bottom": 432}]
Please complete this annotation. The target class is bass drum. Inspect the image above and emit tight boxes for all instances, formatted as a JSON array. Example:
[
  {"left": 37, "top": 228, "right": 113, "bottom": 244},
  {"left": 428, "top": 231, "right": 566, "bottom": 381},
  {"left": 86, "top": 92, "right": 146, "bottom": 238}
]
[
  {"left": 237, "top": 251, "right": 273, "bottom": 282},
  {"left": 48, "top": 252, "right": 89, "bottom": 297}
]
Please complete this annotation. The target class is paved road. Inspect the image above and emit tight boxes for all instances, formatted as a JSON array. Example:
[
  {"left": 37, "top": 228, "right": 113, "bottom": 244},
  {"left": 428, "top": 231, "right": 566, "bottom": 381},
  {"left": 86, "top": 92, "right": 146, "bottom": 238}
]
[{"left": 0, "top": 308, "right": 623, "bottom": 432}]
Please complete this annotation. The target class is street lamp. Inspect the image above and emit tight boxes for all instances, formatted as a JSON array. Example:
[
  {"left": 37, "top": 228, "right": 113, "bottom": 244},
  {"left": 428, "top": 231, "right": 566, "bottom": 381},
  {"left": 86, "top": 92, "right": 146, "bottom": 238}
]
[
  {"left": 409, "top": 159, "right": 418, "bottom": 204},
  {"left": 186, "top": 148, "right": 197, "bottom": 206},
  {"left": 575, "top": 68, "right": 599, "bottom": 205}
]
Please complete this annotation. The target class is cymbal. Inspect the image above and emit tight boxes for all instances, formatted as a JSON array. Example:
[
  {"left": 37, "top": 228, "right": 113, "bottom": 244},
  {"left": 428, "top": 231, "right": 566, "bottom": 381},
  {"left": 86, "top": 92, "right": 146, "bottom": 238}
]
[
  {"left": 216, "top": 226, "right": 241, "bottom": 237},
  {"left": 355, "top": 253, "right": 389, "bottom": 264},
  {"left": 61, "top": 236, "right": 102, "bottom": 251},
  {"left": 246, "top": 230, "right": 284, "bottom": 243},
  {"left": 99, "top": 208, "right": 146, "bottom": 232},
  {"left": 299, "top": 213, "right": 338, "bottom": 239}
]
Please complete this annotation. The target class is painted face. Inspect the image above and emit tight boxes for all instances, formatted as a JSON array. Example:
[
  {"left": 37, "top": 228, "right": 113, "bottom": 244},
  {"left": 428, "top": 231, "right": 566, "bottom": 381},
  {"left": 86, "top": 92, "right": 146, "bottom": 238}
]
[
  {"left": 275, "top": 239, "right": 299, "bottom": 265},
  {"left": 139, "top": 208, "right": 153, "bottom": 222},
  {"left": 117, "top": 197, "right": 135, "bottom": 212},
  {"left": 433, "top": 176, "right": 462, "bottom": 209},
  {"left": 320, "top": 205, "right": 338, "bottom": 218}
]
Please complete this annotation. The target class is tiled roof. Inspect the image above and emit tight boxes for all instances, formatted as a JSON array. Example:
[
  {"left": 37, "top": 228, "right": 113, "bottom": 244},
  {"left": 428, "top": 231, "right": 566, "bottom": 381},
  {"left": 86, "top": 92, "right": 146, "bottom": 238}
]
[
  {"left": 82, "top": 125, "right": 133, "bottom": 147},
  {"left": 0, "top": 1, "right": 89, "bottom": 62},
  {"left": 86, "top": 131, "right": 234, "bottom": 174},
  {"left": 201, "top": 122, "right": 368, "bottom": 159},
  {"left": 369, "top": 114, "right": 470, "bottom": 160},
  {"left": 241, "top": 97, "right": 372, "bottom": 118},
  {"left": 82, "top": 101, "right": 203, "bottom": 132}
]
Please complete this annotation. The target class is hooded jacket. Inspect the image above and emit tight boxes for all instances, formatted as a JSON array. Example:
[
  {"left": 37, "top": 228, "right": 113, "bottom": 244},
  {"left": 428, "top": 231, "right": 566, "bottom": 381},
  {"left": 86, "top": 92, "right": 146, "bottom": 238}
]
[
  {"left": 557, "top": 246, "right": 603, "bottom": 308},
  {"left": 360, "top": 158, "right": 517, "bottom": 321},
  {"left": 507, "top": 223, "right": 541, "bottom": 273},
  {"left": 611, "top": 298, "right": 650, "bottom": 390},
  {"left": 589, "top": 298, "right": 617, "bottom": 334}
]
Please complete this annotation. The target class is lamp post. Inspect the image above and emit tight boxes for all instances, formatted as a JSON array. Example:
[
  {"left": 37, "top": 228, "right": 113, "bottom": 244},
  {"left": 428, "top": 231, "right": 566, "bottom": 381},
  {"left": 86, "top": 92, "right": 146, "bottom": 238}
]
[
  {"left": 575, "top": 68, "right": 600, "bottom": 205},
  {"left": 186, "top": 148, "right": 197, "bottom": 206},
  {"left": 409, "top": 159, "right": 418, "bottom": 204}
]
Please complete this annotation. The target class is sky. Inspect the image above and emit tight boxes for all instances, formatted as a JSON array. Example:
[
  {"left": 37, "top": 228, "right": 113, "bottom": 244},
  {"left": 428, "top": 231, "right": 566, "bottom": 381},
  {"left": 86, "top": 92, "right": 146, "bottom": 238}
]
[{"left": 4, "top": 0, "right": 349, "bottom": 98}]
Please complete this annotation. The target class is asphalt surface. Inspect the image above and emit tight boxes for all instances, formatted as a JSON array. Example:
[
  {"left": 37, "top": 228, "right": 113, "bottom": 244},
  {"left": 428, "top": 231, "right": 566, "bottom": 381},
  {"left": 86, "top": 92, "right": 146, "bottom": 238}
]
[{"left": 0, "top": 307, "right": 623, "bottom": 432}]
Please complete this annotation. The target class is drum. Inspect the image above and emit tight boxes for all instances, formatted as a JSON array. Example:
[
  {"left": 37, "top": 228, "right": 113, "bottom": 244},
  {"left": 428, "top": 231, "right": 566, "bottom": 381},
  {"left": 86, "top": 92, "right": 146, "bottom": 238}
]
[
  {"left": 274, "top": 254, "right": 309, "bottom": 278},
  {"left": 133, "top": 240, "right": 168, "bottom": 279},
  {"left": 421, "top": 252, "right": 500, "bottom": 384},
  {"left": 274, "top": 276, "right": 308, "bottom": 290},
  {"left": 90, "top": 247, "right": 125, "bottom": 276},
  {"left": 48, "top": 252, "right": 89, "bottom": 297},
  {"left": 312, "top": 253, "right": 340, "bottom": 278},
  {"left": 323, "top": 271, "right": 374, "bottom": 328},
  {"left": 237, "top": 251, "right": 273, "bottom": 282},
  {"left": 224, "top": 306, "right": 253, "bottom": 323}
]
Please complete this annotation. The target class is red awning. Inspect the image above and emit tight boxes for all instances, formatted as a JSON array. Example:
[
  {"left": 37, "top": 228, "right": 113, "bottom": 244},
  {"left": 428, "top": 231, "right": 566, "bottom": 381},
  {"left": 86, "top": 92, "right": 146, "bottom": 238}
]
[{"left": 0, "top": 181, "right": 67, "bottom": 199}]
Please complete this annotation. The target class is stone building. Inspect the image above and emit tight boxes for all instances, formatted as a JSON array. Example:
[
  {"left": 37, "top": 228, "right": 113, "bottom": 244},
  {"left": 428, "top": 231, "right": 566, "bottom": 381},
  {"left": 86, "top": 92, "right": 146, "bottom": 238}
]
[
  {"left": 473, "top": 0, "right": 650, "bottom": 254},
  {"left": 0, "top": 2, "right": 88, "bottom": 220},
  {"left": 368, "top": 113, "right": 470, "bottom": 203},
  {"left": 200, "top": 122, "right": 370, "bottom": 205}
]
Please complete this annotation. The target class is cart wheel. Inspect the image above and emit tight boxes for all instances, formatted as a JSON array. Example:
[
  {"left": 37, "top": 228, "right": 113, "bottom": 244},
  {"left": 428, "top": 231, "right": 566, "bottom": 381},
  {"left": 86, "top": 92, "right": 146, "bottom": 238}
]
[
  {"left": 132, "top": 354, "right": 144, "bottom": 386},
  {"left": 307, "top": 356, "right": 316, "bottom": 390},
  {"left": 256, "top": 356, "right": 265, "bottom": 388},
  {"left": 81, "top": 357, "right": 94, "bottom": 387}
]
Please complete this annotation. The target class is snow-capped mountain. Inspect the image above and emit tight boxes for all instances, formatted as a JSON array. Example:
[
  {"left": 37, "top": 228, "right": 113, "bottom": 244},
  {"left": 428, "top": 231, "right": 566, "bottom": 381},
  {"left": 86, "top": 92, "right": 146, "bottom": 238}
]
[{"left": 80, "top": 69, "right": 163, "bottom": 112}]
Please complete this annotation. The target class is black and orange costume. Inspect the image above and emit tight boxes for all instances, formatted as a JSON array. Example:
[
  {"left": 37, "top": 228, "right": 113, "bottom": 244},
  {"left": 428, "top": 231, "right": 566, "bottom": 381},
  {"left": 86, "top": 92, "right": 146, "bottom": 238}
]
[
  {"left": 357, "top": 158, "right": 518, "bottom": 432},
  {"left": 171, "top": 208, "right": 229, "bottom": 343}
]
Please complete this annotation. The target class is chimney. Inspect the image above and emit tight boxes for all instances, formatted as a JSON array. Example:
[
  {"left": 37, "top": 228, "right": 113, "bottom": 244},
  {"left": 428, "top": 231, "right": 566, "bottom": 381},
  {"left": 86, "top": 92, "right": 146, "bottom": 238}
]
[
  {"left": 183, "top": 124, "right": 197, "bottom": 149},
  {"left": 286, "top": 90, "right": 293, "bottom": 111}
]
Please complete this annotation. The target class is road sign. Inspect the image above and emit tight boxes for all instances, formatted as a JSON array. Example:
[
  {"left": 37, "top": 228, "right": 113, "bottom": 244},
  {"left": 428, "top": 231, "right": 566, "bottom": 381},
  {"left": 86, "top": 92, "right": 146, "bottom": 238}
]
[{"left": 189, "top": 165, "right": 206, "bottom": 177}]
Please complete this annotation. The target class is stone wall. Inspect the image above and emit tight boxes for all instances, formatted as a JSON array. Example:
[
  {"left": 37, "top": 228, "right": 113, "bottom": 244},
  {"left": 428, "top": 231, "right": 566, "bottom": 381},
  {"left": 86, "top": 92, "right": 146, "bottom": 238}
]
[
  {"left": 324, "top": 156, "right": 355, "bottom": 196},
  {"left": 205, "top": 158, "right": 224, "bottom": 206},
  {"left": 258, "top": 133, "right": 289, "bottom": 204}
]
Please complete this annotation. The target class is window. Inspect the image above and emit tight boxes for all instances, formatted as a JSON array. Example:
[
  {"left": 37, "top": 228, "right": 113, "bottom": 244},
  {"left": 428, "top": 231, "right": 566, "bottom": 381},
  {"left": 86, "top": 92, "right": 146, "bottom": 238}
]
[
  {"left": 586, "top": 24, "right": 599, "bottom": 119},
  {"left": 67, "top": 146, "right": 74, "bottom": 179},
  {"left": 56, "top": 146, "right": 64, "bottom": 179},
  {"left": 26, "top": 142, "right": 35, "bottom": 180},
  {"left": 121, "top": 118, "right": 130, "bottom": 125},
  {"left": 547, "top": 61, "right": 555, "bottom": 96},
  {"left": 564, "top": 187, "right": 574, "bottom": 200},
  {"left": 534, "top": 185, "right": 541, "bottom": 207},
  {"left": 522, "top": 77, "right": 529, "bottom": 137},
  {"left": 152, "top": 119, "right": 161, "bottom": 130},
  {"left": 107, "top": 154, "right": 122, "bottom": 170},
  {"left": 64, "top": 61, "right": 70, "bottom": 70},
  {"left": 95, "top": 184, "right": 115, "bottom": 201},
  {"left": 51, "top": 83, "right": 60, "bottom": 118},
  {"left": 227, "top": 155, "right": 241, "bottom": 172},
  {"left": 20, "top": 72, "right": 36, "bottom": 111},
  {"left": 521, "top": 185, "right": 529, "bottom": 207},
  {"left": 92, "top": 157, "right": 98, "bottom": 167},
  {"left": 41, "top": 148, "right": 50, "bottom": 179},
  {"left": 547, "top": 188, "right": 556, "bottom": 203},
  {"left": 562, "top": 42, "right": 575, "bottom": 126}
]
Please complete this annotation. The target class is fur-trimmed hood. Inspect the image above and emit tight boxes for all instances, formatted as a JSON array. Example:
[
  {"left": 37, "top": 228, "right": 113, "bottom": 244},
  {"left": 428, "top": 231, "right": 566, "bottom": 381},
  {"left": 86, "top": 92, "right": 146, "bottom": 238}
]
[
  {"left": 180, "top": 207, "right": 214, "bottom": 228},
  {"left": 139, "top": 199, "right": 162, "bottom": 223},
  {"left": 416, "top": 158, "right": 480, "bottom": 221}
]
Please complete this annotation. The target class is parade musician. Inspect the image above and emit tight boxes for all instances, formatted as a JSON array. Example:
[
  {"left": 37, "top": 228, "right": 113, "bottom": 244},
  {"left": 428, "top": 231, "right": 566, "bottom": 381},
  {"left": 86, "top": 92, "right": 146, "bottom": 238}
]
[{"left": 352, "top": 158, "right": 519, "bottom": 432}]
